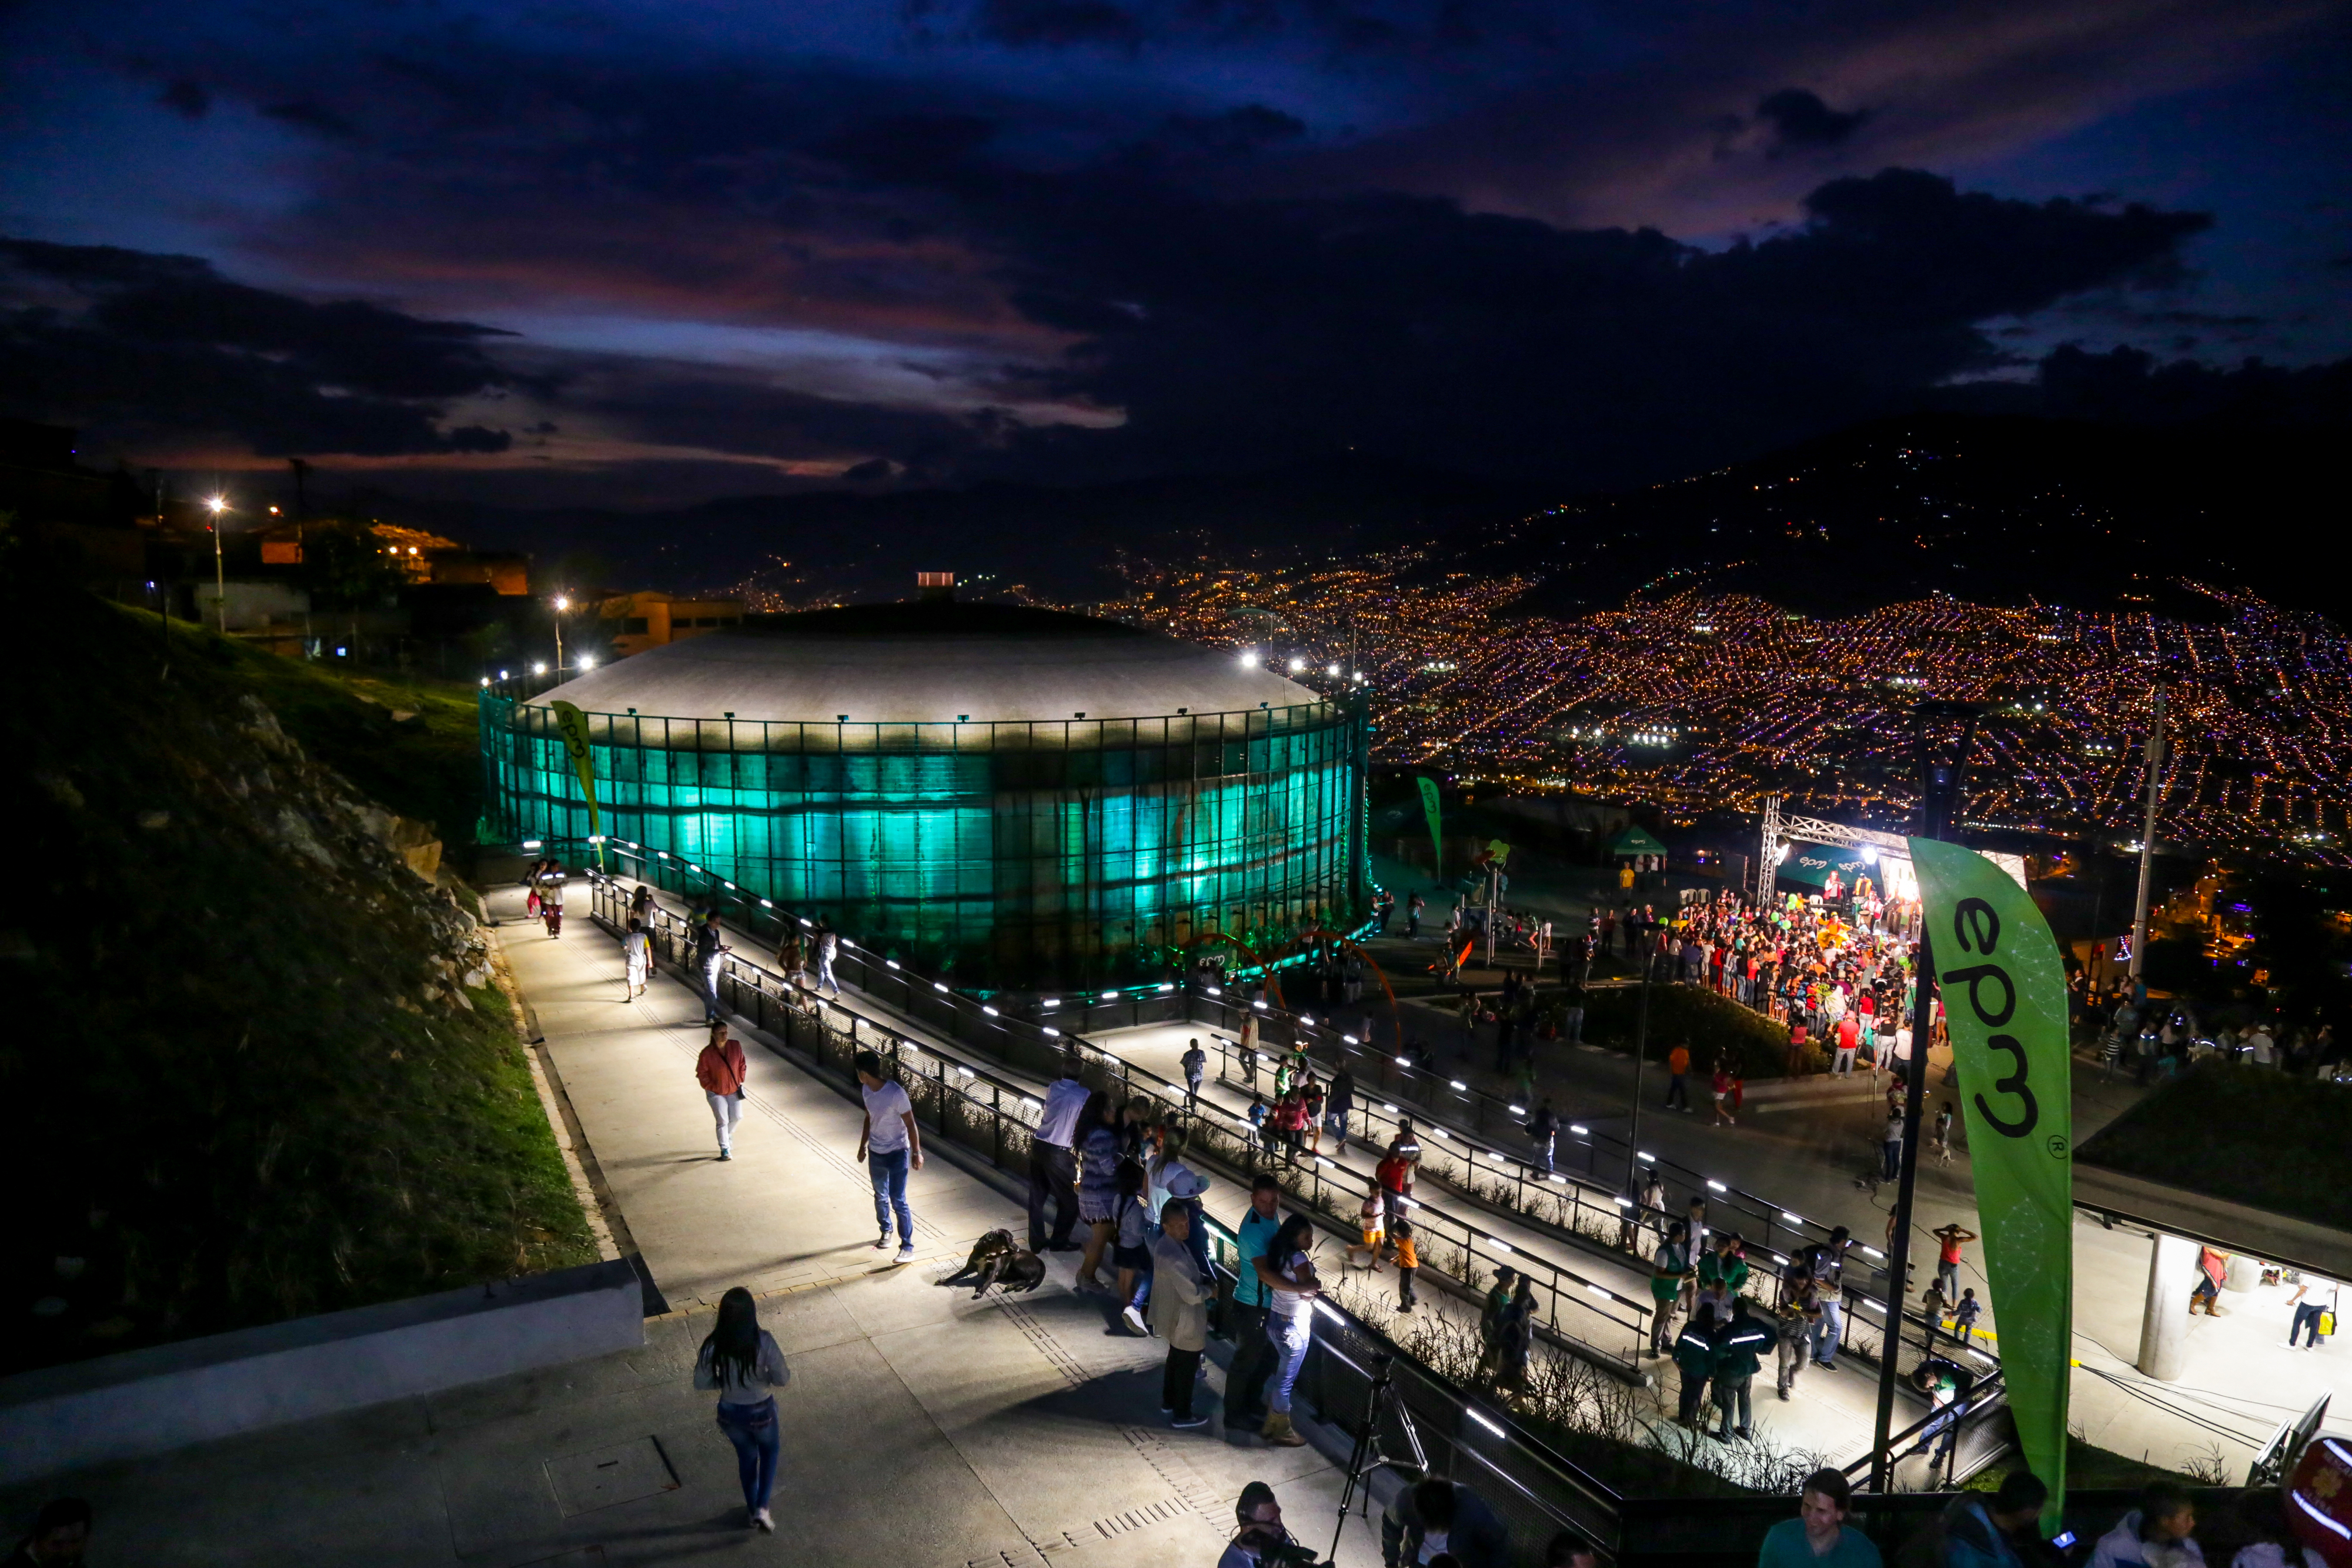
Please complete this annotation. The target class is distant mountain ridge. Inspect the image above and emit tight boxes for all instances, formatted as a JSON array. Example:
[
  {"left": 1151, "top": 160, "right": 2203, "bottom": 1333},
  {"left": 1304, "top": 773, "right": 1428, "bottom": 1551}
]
[
  {"left": 356, "top": 412, "right": 2341, "bottom": 617},
  {"left": 1455, "top": 413, "right": 2336, "bottom": 618}
]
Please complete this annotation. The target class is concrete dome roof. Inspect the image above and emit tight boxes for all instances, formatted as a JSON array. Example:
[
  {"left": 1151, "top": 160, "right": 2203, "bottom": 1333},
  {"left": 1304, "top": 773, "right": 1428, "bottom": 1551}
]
[{"left": 531, "top": 601, "right": 1318, "bottom": 723}]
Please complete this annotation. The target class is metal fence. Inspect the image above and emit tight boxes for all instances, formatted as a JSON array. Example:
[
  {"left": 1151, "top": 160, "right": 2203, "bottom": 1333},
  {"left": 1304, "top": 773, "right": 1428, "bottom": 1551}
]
[
  {"left": 572, "top": 842, "right": 1986, "bottom": 1387},
  {"left": 590, "top": 862, "right": 1658, "bottom": 1374},
  {"left": 1187, "top": 995, "right": 1899, "bottom": 1304}
]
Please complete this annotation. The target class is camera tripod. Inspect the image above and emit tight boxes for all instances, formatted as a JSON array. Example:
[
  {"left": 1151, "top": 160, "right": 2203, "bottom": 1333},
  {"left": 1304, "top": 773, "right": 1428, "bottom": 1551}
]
[{"left": 1329, "top": 1351, "right": 1430, "bottom": 1562}]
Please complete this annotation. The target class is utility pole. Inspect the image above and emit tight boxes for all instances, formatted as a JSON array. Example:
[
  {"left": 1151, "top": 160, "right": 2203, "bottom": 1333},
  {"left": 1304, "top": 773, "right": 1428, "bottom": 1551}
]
[
  {"left": 1870, "top": 701, "right": 1980, "bottom": 1494},
  {"left": 1622, "top": 945, "right": 1655, "bottom": 1209},
  {"left": 206, "top": 489, "right": 229, "bottom": 634},
  {"left": 1483, "top": 860, "right": 1499, "bottom": 968},
  {"left": 2127, "top": 685, "right": 2167, "bottom": 1001},
  {"left": 552, "top": 594, "right": 569, "bottom": 674}
]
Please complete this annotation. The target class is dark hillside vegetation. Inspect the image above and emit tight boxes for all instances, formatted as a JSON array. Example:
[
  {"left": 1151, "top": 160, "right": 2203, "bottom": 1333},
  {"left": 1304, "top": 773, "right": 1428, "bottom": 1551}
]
[{"left": 1, "top": 571, "right": 592, "bottom": 1376}]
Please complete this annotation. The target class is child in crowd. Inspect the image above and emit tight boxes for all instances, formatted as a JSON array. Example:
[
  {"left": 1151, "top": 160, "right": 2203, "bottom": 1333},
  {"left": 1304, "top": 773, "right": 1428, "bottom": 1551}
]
[{"left": 1347, "top": 1191, "right": 1387, "bottom": 1271}]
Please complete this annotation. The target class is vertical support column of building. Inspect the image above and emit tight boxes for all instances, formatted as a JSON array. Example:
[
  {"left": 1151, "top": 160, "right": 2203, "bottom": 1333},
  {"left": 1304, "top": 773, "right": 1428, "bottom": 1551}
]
[{"left": 2137, "top": 1230, "right": 2196, "bottom": 1380}]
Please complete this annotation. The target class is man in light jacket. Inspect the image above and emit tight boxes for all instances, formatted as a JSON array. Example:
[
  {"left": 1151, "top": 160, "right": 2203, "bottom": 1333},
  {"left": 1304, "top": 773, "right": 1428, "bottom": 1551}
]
[{"left": 1150, "top": 1203, "right": 1212, "bottom": 1429}]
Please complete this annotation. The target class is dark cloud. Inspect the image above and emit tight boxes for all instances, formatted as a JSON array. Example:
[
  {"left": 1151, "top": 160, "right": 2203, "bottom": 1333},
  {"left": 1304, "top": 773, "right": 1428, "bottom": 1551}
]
[
  {"left": 956, "top": 165, "right": 2214, "bottom": 485},
  {"left": 2037, "top": 343, "right": 2352, "bottom": 425},
  {"left": 0, "top": 238, "right": 517, "bottom": 456},
  {"left": 159, "top": 78, "right": 209, "bottom": 119},
  {"left": 974, "top": 0, "right": 1141, "bottom": 48},
  {"left": 260, "top": 101, "right": 360, "bottom": 140},
  {"left": 1160, "top": 105, "right": 1309, "bottom": 158},
  {"left": 1755, "top": 88, "right": 1867, "bottom": 152},
  {"left": 559, "top": 356, "right": 1012, "bottom": 480}
]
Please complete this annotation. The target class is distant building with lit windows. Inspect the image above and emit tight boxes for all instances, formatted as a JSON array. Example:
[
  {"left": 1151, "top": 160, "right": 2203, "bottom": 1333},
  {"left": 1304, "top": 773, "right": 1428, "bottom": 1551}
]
[{"left": 599, "top": 591, "right": 746, "bottom": 658}]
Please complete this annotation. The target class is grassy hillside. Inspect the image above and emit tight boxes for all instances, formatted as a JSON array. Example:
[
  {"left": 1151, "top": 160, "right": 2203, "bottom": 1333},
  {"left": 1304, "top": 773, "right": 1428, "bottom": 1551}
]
[
  {"left": 2, "top": 587, "right": 593, "bottom": 1376},
  {"left": 2077, "top": 1061, "right": 2352, "bottom": 1231},
  {"left": 112, "top": 606, "right": 488, "bottom": 849}
]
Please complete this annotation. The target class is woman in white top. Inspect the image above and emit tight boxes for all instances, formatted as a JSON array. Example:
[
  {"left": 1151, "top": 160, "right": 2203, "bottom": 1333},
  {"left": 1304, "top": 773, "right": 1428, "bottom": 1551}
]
[
  {"left": 622, "top": 918, "right": 650, "bottom": 1001},
  {"left": 693, "top": 1286, "right": 793, "bottom": 1531},
  {"left": 1251, "top": 1214, "right": 1321, "bottom": 1449}
]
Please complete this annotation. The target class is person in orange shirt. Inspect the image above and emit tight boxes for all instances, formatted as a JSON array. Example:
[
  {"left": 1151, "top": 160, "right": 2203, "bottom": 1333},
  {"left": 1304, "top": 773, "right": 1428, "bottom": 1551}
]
[
  {"left": 1394, "top": 1219, "right": 1420, "bottom": 1312},
  {"left": 697, "top": 1024, "right": 749, "bottom": 1161},
  {"left": 1664, "top": 1043, "right": 1692, "bottom": 1112}
]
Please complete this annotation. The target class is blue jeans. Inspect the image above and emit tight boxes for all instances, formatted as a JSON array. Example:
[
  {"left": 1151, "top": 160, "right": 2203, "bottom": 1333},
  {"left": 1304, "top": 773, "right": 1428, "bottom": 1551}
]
[
  {"left": 1813, "top": 1299, "right": 1844, "bottom": 1364},
  {"left": 869, "top": 1148, "right": 912, "bottom": 1244},
  {"left": 1267, "top": 1311, "right": 1314, "bottom": 1414},
  {"left": 716, "top": 1397, "right": 780, "bottom": 1510},
  {"left": 2292, "top": 1302, "right": 2325, "bottom": 1346},
  {"left": 1325, "top": 1107, "right": 1348, "bottom": 1141}
]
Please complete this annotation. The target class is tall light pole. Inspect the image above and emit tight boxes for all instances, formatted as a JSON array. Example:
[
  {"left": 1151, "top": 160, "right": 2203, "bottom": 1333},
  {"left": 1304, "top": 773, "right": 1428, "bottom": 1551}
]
[
  {"left": 552, "top": 594, "right": 569, "bottom": 674},
  {"left": 1870, "top": 699, "right": 1981, "bottom": 1493},
  {"left": 2127, "top": 685, "right": 2167, "bottom": 1001},
  {"left": 205, "top": 493, "right": 230, "bottom": 634}
]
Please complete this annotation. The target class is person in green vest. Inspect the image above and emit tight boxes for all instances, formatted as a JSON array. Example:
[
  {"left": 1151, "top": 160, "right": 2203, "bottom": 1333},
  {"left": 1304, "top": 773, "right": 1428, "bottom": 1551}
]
[
  {"left": 1759, "top": 1469, "right": 1883, "bottom": 1568},
  {"left": 1672, "top": 1302, "right": 1721, "bottom": 1427},
  {"left": 1649, "top": 1222, "right": 1693, "bottom": 1356},
  {"left": 1710, "top": 1295, "right": 1775, "bottom": 1442},
  {"left": 1698, "top": 1232, "right": 1750, "bottom": 1316},
  {"left": 1477, "top": 1266, "right": 1518, "bottom": 1380}
]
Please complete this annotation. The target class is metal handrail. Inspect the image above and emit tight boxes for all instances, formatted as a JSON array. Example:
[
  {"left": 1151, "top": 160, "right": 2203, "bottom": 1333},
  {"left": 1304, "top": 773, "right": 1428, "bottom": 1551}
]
[
  {"left": 1187, "top": 987, "right": 1898, "bottom": 1300},
  {"left": 586, "top": 862, "right": 1658, "bottom": 1372}
]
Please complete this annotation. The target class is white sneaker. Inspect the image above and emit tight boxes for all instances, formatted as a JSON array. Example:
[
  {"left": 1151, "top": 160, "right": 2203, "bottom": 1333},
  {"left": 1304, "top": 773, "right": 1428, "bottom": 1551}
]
[
  {"left": 754, "top": 1508, "right": 774, "bottom": 1532},
  {"left": 1122, "top": 1304, "right": 1148, "bottom": 1335},
  {"left": 896, "top": 1243, "right": 916, "bottom": 1263}
]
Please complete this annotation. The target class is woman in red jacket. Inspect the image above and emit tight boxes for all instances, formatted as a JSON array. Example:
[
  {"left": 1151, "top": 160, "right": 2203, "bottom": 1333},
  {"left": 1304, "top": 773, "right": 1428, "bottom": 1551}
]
[{"left": 698, "top": 1025, "right": 748, "bottom": 1161}]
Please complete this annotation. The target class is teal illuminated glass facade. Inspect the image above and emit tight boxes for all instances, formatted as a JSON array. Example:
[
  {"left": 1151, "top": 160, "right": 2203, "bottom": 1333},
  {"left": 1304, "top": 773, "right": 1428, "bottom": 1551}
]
[{"left": 481, "top": 693, "right": 1368, "bottom": 985}]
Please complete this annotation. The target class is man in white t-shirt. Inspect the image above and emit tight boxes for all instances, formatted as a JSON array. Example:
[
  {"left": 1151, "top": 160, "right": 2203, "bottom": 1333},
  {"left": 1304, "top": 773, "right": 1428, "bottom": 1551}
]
[{"left": 856, "top": 1049, "right": 923, "bottom": 1263}]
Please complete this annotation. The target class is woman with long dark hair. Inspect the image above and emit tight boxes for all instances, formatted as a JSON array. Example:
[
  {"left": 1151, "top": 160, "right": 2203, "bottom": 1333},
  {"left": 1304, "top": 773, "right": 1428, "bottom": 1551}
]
[
  {"left": 1253, "top": 1212, "right": 1321, "bottom": 1446},
  {"left": 1073, "top": 1089, "right": 1121, "bottom": 1290},
  {"left": 694, "top": 1286, "right": 792, "bottom": 1530}
]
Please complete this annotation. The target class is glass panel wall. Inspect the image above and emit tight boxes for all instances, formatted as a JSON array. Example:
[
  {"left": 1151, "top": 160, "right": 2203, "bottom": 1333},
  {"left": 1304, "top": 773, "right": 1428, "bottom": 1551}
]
[{"left": 482, "top": 693, "right": 1368, "bottom": 987}]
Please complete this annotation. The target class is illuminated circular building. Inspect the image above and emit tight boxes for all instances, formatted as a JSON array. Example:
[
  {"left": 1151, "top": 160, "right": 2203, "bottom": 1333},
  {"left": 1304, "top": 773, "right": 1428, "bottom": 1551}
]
[{"left": 480, "top": 595, "right": 1369, "bottom": 985}]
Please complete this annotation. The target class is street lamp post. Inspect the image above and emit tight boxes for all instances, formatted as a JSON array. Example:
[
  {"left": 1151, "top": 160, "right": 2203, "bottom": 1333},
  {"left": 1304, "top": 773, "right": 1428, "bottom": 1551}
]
[
  {"left": 2127, "top": 684, "right": 2167, "bottom": 1001},
  {"left": 1622, "top": 926, "right": 1656, "bottom": 1213},
  {"left": 1869, "top": 700, "right": 1982, "bottom": 1493},
  {"left": 552, "top": 594, "right": 569, "bottom": 674},
  {"left": 205, "top": 494, "right": 229, "bottom": 634}
]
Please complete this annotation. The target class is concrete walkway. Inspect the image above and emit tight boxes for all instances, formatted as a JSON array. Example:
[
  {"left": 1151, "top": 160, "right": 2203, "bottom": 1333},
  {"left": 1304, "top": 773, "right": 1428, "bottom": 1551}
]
[{"left": 0, "top": 888, "right": 1389, "bottom": 1567}]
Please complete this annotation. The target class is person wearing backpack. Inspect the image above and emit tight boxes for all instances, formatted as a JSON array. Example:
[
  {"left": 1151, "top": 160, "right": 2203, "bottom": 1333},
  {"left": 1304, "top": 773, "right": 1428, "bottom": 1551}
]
[{"left": 1528, "top": 1101, "right": 1559, "bottom": 1175}]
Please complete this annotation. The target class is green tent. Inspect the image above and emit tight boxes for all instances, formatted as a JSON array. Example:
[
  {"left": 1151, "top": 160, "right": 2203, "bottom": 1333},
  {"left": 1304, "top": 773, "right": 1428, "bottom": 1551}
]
[{"left": 1609, "top": 825, "right": 1668, "bottom": 858}]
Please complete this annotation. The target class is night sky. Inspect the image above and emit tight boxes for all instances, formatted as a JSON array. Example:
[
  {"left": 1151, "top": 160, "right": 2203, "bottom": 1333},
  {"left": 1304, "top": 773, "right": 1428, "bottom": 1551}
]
[{"left": 4, "top": 0, "right": 2348, "bottom": 508}]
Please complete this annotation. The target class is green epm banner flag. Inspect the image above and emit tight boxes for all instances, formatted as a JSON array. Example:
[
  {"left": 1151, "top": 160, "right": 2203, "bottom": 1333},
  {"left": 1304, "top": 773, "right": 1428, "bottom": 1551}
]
[
  {"left": 1907, "top": 837, "right": 2072, "bottom": 1527},
  {"left": 1416, "top": 777, "right": 1444, "bottom": 877},
  {"left": 547, "top": 700, "right": 603, "bottom": 861}
]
